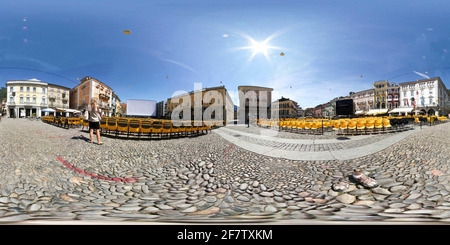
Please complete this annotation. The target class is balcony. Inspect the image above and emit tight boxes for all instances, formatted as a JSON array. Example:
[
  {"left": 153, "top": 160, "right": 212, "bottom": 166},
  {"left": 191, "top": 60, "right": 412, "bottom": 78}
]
[{"left": 99, "top": 93, "right": 110, "bottom": 102}]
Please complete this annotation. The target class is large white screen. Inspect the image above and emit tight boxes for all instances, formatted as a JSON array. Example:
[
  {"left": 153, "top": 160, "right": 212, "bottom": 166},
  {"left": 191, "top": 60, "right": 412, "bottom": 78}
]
[{"left": 126, "top": 99, "right": 156, "bottom": 117}]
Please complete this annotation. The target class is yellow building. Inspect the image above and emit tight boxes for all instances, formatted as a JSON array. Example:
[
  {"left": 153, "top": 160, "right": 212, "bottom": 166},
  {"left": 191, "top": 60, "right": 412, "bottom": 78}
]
[
  {"left": 6, "top": 78, "right": 69, "bottom": 118},
  {"left": 166, "top": 85, "right": 233, "bottom": 126}
]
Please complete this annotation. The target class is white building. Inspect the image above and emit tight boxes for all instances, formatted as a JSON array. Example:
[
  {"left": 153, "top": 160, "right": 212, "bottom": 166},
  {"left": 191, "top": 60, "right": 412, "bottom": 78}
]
[
  {"left": 6, "top": 78, "right": 70, "bottom": 118},
  {"left": 398, "top": 77, "right": 450, "bottom": 116}
]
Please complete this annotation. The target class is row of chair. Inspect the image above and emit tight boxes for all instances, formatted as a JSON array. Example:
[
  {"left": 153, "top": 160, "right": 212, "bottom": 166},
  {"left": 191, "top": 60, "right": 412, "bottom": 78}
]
[
  {"left": 264, "top": 116, "right": 417, "bottom": 135},
  {"left": 41, "top": 116, "right": 82, "bottom": 129},
  {"left": 41, "top": 116, "right": 215, "bottom": 139},
  {"left": 97, "top": 117, "right": 213, "bottom": 138}
]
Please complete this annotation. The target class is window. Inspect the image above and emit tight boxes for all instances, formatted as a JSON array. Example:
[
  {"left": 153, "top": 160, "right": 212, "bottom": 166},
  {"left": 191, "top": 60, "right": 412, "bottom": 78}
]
[
  {"left": 33, "top": 97, "right": 36, "bottom": 104},
  {"left": 42, "top": 98, "right": 46, "bottom": 105},
  {"left": 27, "top": 87, "right": 30, "bottom": 92},
  {"left": 20, "top": 97, "right": 24, "bottom": 103},
  {"left": 20, "top": 86, "right": 24, "bottom": 92},
  {"left": 410, "top": 91, "right": 414, "bottom": 96},
  {"left": 26, "top": 97, "right": 30, "bottom": 103},
  {"left": 10, "top": 87, "right": 14, "bottom": 92},
  {"left": 42, "top": 88, "right": 46, "bottom": 93},
  {"left": 403, "top": 92, "right": 407, "bottom": 97}
]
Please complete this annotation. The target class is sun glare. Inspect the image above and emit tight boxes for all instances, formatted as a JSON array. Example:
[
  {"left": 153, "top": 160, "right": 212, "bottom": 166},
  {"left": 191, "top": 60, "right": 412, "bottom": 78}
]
[{"left": 251, "top": 40, "right": 269, "bottom": 55}]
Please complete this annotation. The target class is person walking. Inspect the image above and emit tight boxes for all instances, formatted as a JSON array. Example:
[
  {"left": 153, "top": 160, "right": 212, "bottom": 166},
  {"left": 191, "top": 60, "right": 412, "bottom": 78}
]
[{"left": 88, "top": 98, "right": 104, "bottom": 145}]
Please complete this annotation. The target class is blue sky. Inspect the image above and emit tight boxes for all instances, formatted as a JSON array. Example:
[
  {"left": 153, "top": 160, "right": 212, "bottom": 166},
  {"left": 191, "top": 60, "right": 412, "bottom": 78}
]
[{"left": 1, "top": 0, "right": 450, "bottom": 108}]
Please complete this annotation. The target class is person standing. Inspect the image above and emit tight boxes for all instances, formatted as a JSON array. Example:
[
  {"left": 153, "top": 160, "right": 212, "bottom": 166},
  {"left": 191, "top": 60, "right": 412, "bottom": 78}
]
[{"left": 88, "top": 98, "right": 104, "bottom": 145}]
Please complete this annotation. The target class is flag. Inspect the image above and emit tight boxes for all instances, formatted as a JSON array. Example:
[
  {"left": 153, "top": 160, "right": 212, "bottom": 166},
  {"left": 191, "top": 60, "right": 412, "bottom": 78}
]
[
  {"left": 406, "top": 99, "right": 409, "bottom": 106},
  {"left": 413, "top": 99, "right": 416, "bottom": 108}
]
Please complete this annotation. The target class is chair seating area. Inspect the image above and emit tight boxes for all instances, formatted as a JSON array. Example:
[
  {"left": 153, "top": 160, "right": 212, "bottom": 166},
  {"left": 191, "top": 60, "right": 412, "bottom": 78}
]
[
  {"left": 41, "top": 116, "right": 220, "bottom": 139},
  {"left": 272, "top": 115, "right": 448, "bottom": 136}
]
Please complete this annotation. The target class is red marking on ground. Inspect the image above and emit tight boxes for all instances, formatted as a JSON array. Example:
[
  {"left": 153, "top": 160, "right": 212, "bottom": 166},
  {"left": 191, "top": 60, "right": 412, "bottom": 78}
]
[
  {"left": 56, "top": 156, "right": 137, "bottom": 183},
  {"left": 223, "top": 143, "right": 235, "bottom": 161},
  {"left": 36, "top": 130, "right": 40, "bottom": 134},
  {"left": 224, "top": 143, "right": 234, "bottom": 154}
]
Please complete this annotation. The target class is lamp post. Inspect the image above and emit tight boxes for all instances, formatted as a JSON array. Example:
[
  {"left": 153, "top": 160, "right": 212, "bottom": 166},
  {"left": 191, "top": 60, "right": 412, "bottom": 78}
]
[{"left": 11, "top": 92, "right": 16, "bottom": 118}]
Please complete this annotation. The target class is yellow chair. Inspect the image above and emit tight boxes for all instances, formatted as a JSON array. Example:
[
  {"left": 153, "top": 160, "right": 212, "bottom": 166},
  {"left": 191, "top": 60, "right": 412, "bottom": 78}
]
[
  {"left": 128, "top": 119, "right": 141, "bottom": 137},
  {"left": 81, "top": 117, "right": 89, "bottom": 131},
  {"left": 347, "top": 120, "right": 357, "bottom": 135},
  {"left": 295, "top": 121, "right": 306, "bottom": 134},
  {"left": 374, "top": 117, "right": 383, "bottom": 133},
  {"left": 332, "top": 120, "right": 341, "bottom": 134},
  {"left": 106, "top": 117, "right": 117, "bottom": 134},
  {"left": 67, "top": 117, "right": 79, "bottom": 129},
  {"left": 99, "top": 117, "right": 107, "bottom": 133},
  {"left": 151, "top": 120, "right": 163, "bottom": 138},
  {"left": 177, "top": 121, "right": 188, "bottom": 137},
  {"left": 310, "top": 121, "right": 321, "bottom": 135},
  {"left": 161, "top": 120, "right": 172, "bottom": 138},
  {"left": 365, "top": 119, "right": 375, "bottom": 134},
  {"left": 339, "top": 120, "right": 349, "bottom": 134},
  {"left": 140, "top": 119, "right": 152, "bottom": 138},
  {"left": 170, "top": 121, "right": 180, "bottom": 137},
  {"left": 356, "top": 119, "right": 366, "bottom": 134},
  {"left": 116, "top": 118, "right": 129, "bottom": 136},
  {"left": 188, "top": 121, "right": 200, "bottom": 136},
  {"left": 303, "top": 121, "right": 312, "bottom": 134},
  {"left": 59, "top": 117, "right": 67, "bottom": 128},
  {"left": 382, "top": 118, "right": 392, "bottom": 133}
]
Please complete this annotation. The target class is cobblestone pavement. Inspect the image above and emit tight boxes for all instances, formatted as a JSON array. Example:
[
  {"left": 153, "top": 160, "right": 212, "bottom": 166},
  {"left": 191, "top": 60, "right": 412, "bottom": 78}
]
[{"left": 0, "top": 117, "right": 450, "bottom": 225}]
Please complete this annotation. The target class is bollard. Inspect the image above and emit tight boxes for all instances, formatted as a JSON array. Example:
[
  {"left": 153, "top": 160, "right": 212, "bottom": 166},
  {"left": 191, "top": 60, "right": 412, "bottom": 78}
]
[{"left": 321, "top": 120, "right": 324, "bottom": 135}]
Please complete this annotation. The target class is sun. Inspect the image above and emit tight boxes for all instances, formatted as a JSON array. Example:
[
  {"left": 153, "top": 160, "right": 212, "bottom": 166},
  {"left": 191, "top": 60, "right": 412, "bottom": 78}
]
[
  {"left": 250, "top": 40, "right": 269, "bottom": 55},
  {"left": 242, "top": 37, "right": 278, "bottom": 64}
]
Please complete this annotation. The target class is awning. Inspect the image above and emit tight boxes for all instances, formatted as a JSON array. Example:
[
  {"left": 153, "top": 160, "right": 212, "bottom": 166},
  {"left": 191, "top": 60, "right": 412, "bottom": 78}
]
[
  {"left": 64, "top": 108, "right": 81, "bottom": 113},
  {"left": 41, "top": 108, "right": 55, "bottom": 113},
  {"left": 365, "top": 109, "right": 388, "bottom": 115},
  {"left": 355, "top": 110, "right": 365, "bottom": 115},
  {"left": 388, "top": 107, "right": 412, "bottom": 114}
]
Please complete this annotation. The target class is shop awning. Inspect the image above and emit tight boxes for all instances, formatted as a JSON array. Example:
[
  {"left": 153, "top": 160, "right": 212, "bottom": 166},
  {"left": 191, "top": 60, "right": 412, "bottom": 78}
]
[
  {"left": 388, "top": 107, "right": 413, "bottom": 114},
  {"left": 365, "top": 109, "right": 388, "bottom": 115}
]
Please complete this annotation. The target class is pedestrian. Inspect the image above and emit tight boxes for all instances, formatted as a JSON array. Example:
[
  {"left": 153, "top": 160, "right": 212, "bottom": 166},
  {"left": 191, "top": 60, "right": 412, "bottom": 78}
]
[
  {"left": 88, "top": 98, "right": 104, "bottom": 145},
  {"left": 246, "top": 115, "right": 250, "bottom": 128}
]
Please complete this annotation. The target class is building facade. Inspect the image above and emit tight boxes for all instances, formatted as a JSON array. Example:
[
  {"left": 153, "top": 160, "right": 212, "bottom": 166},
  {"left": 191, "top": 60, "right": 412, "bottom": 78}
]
[
  {"left": 69, "top": 76, "right": 114, "bottom": 116},
  {"left": 399, "top": 77, "right": 450, "bottom": 116},
  {"left": 237, "top": 85, "right": 273, "bottom": 122},
  {"left": 166, "top": 85, "right": 234, "bottom": 125},
  {"left": 271, "top": 96, "right": 299, "bottom": 119},
  {"left": 5, "top": 78, "right": 70, "bottom": 118},
  {"left": 156, "top": 100, "right": 167, "bottom": 119}
]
